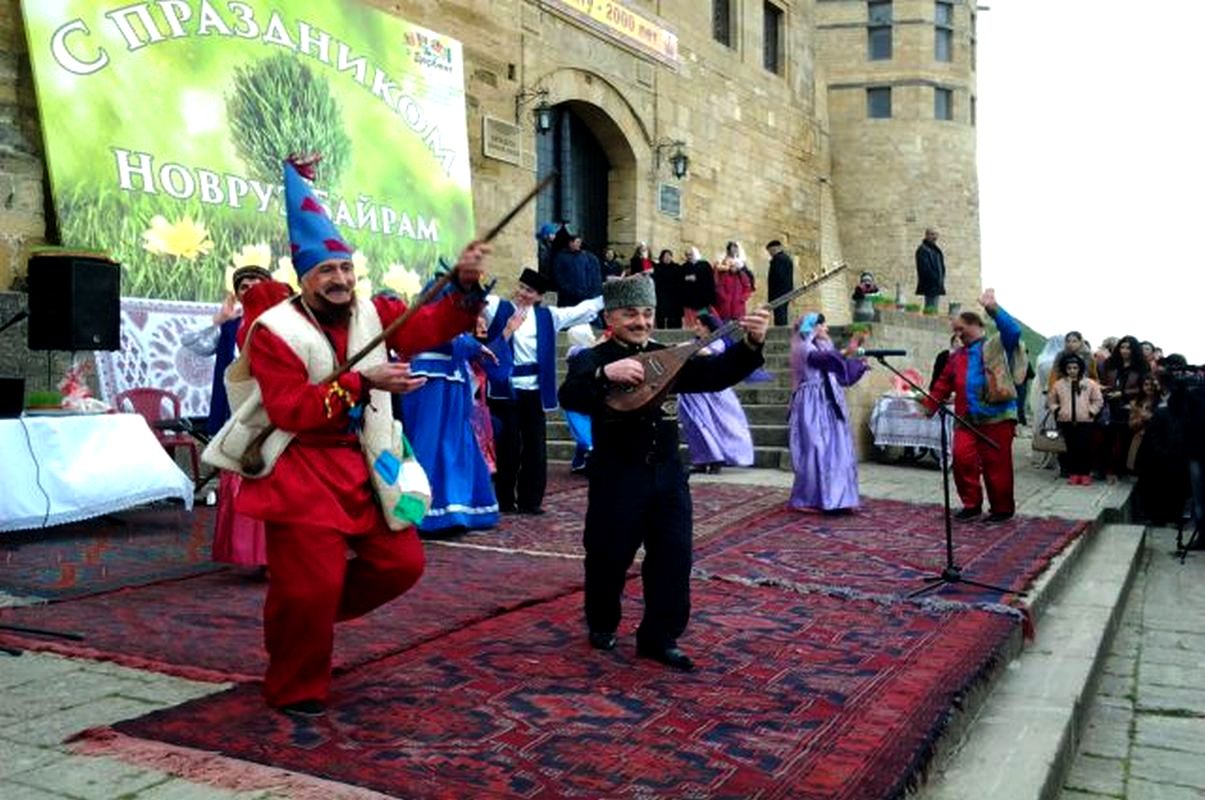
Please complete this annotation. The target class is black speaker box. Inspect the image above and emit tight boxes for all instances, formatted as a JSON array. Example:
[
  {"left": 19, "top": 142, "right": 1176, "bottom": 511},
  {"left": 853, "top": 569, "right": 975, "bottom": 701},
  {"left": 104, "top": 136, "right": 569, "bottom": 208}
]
[
  {"left": 27, "top": 255, "right": 121, "bottom": 351},
  {"left": 0, "top": 376, "right": 22, "bottom": 418}
]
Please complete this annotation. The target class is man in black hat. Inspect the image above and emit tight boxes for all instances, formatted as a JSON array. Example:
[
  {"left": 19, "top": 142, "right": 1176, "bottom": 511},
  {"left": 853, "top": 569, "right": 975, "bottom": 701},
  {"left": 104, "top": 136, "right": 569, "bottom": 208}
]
[
  {"left": 484, "top": 268, "right": 603, "bottom": 514},
  {"left": 766, "top": 239, "right": 793, "bottom": 326},
  {"left": 559, "top": 274, "right": 770, "bottom": 671}
]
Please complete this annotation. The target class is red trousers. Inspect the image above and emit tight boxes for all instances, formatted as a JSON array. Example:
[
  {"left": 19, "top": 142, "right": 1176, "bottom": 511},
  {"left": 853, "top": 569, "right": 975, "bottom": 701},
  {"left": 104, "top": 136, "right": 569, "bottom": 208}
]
[
  {"left": 951, "top": 420, "right": 1016, "bottom": 515},
  {"left": 262, "top": 519, "right": 424, "bottom": 707}
]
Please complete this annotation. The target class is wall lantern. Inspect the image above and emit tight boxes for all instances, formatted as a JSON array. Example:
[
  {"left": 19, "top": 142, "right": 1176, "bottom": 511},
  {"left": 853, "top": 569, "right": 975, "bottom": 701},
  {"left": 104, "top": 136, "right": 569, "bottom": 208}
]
[
  {"left": 654, "top": 139, "right": 690, "bottom": 181},
  {"left": 515, "top": 87, "right": 553, "bottom": 135}
]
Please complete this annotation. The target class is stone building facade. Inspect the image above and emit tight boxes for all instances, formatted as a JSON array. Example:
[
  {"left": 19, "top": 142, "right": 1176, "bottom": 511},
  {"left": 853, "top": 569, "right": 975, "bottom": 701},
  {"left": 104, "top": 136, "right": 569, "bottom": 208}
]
[{"left": 0, "top": 0, "right": 981, "bottom": 388}]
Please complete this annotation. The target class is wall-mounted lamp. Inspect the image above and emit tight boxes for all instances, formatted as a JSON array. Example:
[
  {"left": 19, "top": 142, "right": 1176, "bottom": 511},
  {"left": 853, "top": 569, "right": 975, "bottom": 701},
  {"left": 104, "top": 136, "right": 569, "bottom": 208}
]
[
  {"left": 654, "top": 139, "right": 689, "bottom": 180},
  {"left": 515, "top": 87, "right": 553, "bottom": 135}
]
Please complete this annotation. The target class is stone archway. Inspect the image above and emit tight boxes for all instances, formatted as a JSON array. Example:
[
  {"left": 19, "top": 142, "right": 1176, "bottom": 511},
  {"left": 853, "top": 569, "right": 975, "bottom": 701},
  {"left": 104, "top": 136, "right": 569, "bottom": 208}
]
[{"left": 534, "top": 69, "right": 649, "bottom": 254}]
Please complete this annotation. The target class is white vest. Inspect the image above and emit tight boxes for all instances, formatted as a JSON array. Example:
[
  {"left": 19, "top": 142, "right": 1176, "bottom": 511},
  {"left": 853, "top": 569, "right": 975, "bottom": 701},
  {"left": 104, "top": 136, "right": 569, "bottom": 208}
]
[{"left": 202, "top": 295, "right": 430, "bottom": 530}]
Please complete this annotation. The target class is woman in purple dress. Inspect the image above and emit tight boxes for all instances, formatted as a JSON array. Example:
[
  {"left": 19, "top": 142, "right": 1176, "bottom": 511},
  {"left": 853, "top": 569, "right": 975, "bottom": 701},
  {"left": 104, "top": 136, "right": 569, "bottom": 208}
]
[
  {"left": 788, "top": 313, "right": 869, "bottom": 513},
  {"left": 678, "top": 314, "right": 755, "bottom": 473}
]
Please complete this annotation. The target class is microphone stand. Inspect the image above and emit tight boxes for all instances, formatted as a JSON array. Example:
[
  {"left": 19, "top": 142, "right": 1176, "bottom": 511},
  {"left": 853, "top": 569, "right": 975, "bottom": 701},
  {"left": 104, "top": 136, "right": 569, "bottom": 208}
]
[{"left": 870, "top": 354, "right": 1025, "bottom": 599}]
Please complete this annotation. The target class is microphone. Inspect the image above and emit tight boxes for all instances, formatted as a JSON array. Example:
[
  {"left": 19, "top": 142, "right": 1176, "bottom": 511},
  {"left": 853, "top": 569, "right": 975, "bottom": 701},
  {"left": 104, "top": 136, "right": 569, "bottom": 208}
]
[{"left": 859, "top": 348, "right": 907, "bottom": 358}]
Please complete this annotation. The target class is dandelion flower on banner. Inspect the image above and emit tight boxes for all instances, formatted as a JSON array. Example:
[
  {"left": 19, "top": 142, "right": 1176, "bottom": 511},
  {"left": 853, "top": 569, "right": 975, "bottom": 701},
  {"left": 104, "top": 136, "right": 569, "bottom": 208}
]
[
  {"left": 142, "top": 215, "right": 214, "bottom": 260},
  {"left": 225, "top": 243, "right": 273, "bottom": 290},
  {"left": 272, "top": 256, "right": 299, "bottom": 291},
  {"left": 352, "top": 251, "right": 373, "bottom": 296},
  {"left": 382, "top": 263, "right": 423, "bottom": 299}
]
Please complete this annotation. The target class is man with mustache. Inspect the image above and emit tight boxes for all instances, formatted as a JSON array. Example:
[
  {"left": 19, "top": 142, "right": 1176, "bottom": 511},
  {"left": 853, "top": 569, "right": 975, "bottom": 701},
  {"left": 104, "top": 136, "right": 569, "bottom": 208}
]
[
  {"left": 221, "top": 160, "right": 489, "bottom": 716},
  {"left": 559, "top": 274, "right": 770, "bottom": 670}
]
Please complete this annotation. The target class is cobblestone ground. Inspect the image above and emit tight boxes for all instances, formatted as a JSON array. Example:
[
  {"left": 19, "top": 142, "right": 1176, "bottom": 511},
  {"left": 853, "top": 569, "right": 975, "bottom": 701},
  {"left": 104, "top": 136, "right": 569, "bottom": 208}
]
[{"left": 1059, "top": 527, "right": 1205, "bottom": 800}]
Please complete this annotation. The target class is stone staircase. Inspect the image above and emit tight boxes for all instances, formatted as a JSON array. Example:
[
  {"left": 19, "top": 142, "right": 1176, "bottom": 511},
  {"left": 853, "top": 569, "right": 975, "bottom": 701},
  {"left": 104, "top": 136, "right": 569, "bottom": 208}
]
[{"left": 547, "top": 325, "right": 800, "bottom": 469}]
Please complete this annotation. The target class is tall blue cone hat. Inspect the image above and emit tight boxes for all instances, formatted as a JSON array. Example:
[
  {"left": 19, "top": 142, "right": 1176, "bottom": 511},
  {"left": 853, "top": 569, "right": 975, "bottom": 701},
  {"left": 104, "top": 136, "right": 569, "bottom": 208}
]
[{"left": 283, "top": 156, "right": 355, "bottom": 279}]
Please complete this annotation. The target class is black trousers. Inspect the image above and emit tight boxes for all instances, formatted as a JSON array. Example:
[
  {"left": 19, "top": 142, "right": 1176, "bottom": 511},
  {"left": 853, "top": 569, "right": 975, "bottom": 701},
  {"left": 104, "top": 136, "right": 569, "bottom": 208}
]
[
  {"left": 582, "top": 457, "right": 692, "bottom": 646},
  {"left": 1058, "top": 421, "right": 1092, "bottom": 476},
  {"left": 489, "top": 390, "right": 547, "bottom": 511}
]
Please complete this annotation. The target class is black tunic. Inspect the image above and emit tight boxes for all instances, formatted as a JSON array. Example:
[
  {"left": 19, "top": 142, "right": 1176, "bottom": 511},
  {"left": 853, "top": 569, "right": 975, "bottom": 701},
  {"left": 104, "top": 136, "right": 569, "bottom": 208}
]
[{"left": 558, "top": 336, "right": 764, "bottom": 646}]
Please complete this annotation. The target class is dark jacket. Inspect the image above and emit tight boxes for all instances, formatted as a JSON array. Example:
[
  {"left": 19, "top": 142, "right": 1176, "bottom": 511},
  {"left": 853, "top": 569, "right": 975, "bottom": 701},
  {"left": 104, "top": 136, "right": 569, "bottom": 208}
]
[
  {"left": 767, "top": 250, "right": 794, "bottom": 299},
  {"left": 553, "top": 248, "right": 603, "bottom": 307},
  {"left": 559, "top": 337, "right": 764, "bottom": 465},
  {"left": 681, "top": 259, "right": 716, "bottom": 310},
  {"left": 652, "top": 261, "right": 685, "bottom": 323},
  {"left": 915, "top": 240, "right": 946, "bottom": 296}
]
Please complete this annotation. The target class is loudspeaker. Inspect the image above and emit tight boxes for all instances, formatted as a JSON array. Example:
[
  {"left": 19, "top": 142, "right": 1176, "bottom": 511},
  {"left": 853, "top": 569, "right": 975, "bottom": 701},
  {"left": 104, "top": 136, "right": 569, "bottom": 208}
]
[
  {"left": 27, "top": 255, "right": 121, "bottom": 351},
  {"left": 0, "top": 376, "right": 22, "bottom": 418}
]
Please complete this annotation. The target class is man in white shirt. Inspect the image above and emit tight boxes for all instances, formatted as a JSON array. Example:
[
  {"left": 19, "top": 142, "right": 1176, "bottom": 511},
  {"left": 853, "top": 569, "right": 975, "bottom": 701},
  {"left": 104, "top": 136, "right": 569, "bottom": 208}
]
[{"left": 483, "top": 268, "right": 603, "bottom": 513}]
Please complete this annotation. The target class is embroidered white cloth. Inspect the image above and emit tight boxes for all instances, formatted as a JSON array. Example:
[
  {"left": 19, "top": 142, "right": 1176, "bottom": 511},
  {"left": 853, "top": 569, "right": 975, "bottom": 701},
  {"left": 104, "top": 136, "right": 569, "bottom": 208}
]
[
  {"left": 94, "top": 298, "right": 221, "bottom": 418},
  {"left": 1, "top": 414, "right": 194, "bottom": 532},
  {"left": 868, "top": 395, "right": 953, "bottom": 454}
]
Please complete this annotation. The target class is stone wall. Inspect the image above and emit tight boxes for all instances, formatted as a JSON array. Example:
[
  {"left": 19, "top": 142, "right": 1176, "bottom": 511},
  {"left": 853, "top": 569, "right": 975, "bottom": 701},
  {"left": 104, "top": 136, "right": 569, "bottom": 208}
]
[
  {"left": 0, "top": 0, "right": 46, "bottom": 289},
  {"left": 840, "top": 307, "right": 952, "bottom": 458},
  {"left": 815, "top": 0, "right": 981, "bottom": 315}
]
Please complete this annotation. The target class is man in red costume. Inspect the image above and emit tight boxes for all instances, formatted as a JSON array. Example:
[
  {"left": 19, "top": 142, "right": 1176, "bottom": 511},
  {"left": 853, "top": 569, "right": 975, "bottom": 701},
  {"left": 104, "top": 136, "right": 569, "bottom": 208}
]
[{"left": 225, "top": 160, "right": 488, "bottom": 716}]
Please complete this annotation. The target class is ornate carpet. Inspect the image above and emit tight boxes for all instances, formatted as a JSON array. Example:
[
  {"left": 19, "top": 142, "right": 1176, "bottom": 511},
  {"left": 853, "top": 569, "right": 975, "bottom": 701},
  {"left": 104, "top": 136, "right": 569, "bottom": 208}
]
[
  {"left": 93, "top": 297, "right": 221, "bottom": 418},
  {"left": 462, "top": 475, "right": 788, "bottom": 558},
  {"left": 0, "top": 506, "right": 224, "bottom": 601},
  {"left": 0, "top": 544, "right": 583, "bottom": 683},
  {"left": 102, "top": 580, "right": 1016, "bottom": 800},
  {"left": 694, "top": 499, "right": 1090, "bottom": 608}
]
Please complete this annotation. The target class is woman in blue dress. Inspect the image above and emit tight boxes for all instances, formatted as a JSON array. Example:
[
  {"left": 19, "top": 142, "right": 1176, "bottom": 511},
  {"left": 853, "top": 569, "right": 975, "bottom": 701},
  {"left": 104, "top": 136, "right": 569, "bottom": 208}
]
[{"left": 402, "top": 328, "right": 512, "bottom": 534}]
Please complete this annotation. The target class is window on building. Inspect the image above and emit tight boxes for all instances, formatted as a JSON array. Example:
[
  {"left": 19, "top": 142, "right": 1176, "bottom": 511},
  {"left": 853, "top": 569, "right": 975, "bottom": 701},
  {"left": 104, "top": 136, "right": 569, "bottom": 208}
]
[
  {"left": 764, "top": 2, "right": 784, "bottom": 74},
  {"left": 935, "top": 2, "right": 953, "bottom": 62},
  {"left": 970, "top": 95, "right": 976, "bottom": 126},
  {"left": 713, "top": 0, "right": 734, "bottom": 48},
  {"left": 868, "top": 1, "right": 892, "bottom": 60},
  {"left": 867, "top": 87, "right": 891, "bottom": 119},
  {"left": 935, "top": 87, "right": 953, "bottom": 120},
  {"left": 970, "top": 13, "right": 977, "bottom": 71}
]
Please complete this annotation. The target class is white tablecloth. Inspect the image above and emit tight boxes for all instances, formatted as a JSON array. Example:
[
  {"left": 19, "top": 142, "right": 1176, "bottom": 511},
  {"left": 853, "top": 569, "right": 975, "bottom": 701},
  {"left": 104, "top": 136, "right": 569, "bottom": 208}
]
[
  {"left": 868, "top": 395, "right": 954, "bottom": 454},
  {"left": 0, "top": 414, "right": 194, "bottom": 532}
]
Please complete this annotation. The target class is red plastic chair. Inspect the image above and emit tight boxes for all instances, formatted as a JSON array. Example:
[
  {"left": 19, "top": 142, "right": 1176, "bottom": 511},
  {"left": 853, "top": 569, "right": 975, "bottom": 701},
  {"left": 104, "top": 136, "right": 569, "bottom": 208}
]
[{"left": 113, "top": 387, "right": 201, "bottom": 484}]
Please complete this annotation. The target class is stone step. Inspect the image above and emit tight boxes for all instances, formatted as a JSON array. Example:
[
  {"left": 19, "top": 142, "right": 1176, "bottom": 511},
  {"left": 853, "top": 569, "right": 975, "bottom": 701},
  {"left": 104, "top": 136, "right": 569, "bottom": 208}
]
[
  {"left": 546, "top": 419, "right": 789, "bottom": 448},
  {"left": 916, "top": 521, "right": 1147, "bottom": 800}
]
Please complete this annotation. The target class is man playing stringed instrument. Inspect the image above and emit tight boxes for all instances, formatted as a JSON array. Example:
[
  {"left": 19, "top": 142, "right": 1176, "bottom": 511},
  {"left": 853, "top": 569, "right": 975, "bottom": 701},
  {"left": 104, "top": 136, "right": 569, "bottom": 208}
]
[{"left": 558, "top": 273, "right": 770, "bottom": 671}]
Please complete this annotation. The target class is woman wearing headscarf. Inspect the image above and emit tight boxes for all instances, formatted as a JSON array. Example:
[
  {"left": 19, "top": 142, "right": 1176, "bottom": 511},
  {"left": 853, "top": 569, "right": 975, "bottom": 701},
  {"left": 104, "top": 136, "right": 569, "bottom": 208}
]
[
  {"left": 787, "top": 312, "right": 869, "bottom": 513},
  {"left": 678, "top": 313, "right": 755, "bottom": 474},
  {"left": 713, "top": 241, "right": 754, "bottom": 321}
]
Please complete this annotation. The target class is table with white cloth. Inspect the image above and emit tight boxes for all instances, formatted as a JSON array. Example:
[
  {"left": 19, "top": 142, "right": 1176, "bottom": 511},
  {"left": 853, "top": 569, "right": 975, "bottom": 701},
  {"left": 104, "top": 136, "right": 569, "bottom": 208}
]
[
  {"left": 0, "top": 413, "right": 195, "bottom": 532},
  {"left": 867, "top": 394, "right": 954, "bottom": 462}
]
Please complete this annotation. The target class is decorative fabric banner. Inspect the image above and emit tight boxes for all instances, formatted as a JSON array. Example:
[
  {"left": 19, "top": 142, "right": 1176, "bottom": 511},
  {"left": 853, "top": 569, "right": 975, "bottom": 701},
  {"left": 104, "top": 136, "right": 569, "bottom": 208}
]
[{"left": 94, "top": 298, "right": 220, "bottom": 418}]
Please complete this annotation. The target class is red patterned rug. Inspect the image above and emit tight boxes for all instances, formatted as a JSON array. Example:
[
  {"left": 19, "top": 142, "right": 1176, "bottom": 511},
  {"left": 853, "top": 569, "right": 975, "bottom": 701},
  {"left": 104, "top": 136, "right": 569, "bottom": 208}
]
[
  {"left": 464, "top": 479, "right": 788, "bottom": 557},
  {"left": 695, "top": 499, "right": 1090, "bottom": 607},
  {"left": 0, "top": 544, "right": 583, "bottom": 683},
  {"left": 98, "top": 580, "right": 1016, "bottom": 800},
  {"left": 0, "top": 506, "right": 224, "bottom": 601}
]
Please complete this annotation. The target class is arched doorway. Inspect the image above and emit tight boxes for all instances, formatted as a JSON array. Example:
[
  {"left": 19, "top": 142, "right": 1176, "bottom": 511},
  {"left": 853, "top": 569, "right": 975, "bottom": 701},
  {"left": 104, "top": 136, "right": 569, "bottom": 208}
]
[{"left": 536, "top": 102, "right": 610, "bottom": 255}]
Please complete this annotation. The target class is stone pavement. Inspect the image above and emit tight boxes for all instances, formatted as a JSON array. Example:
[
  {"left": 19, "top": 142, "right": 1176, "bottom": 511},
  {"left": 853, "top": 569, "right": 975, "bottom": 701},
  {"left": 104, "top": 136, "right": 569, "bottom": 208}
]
[
  {"left": 1058, "top": 527, "right": 1205, "bottom": 800},
  {"left": 0, "top": 442, "right": 1200, "bottom": 799}
]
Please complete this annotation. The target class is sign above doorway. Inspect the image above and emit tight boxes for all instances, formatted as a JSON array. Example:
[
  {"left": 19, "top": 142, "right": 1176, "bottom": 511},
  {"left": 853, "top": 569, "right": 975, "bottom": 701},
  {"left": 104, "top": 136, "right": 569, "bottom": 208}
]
[{"left": 540, "top": 0, "right": 679, "bottom": 68}]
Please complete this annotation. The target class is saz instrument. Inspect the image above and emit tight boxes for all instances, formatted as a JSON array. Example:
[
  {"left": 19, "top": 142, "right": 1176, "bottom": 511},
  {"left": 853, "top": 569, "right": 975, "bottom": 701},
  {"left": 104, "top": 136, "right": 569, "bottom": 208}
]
[
  {"left": 238, "top": 172, "right": 557, "bottom": 474},
  {"left": 603, "top": 264, "right": 847, "bottom": 412}
]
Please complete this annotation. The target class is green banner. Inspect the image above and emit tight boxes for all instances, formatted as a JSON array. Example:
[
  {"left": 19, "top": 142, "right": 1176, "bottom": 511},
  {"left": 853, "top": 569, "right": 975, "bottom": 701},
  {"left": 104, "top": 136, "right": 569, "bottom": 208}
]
[{"left": 22, "top": 0, "right": 473, "bottom": 301}]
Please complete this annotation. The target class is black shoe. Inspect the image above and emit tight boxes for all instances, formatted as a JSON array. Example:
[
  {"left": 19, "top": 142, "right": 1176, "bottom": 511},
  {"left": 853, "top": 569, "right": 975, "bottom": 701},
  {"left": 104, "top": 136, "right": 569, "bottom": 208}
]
[
  {"left": 985, "top": 511, "right": 1015, "bottom": 523},
  {"left": 279, "top": 699, "right": 326, "bottom": 718},
  {"left": 689, "top": 464, "right": 709, "bottom": 474},
  {"left": 954, "top": 507, "right": 982, "bottom": 521},
  {"left": 707, "top": 463, "right": 723, "bottom": 475},
  {"left": 636, "top": 642, "right": 695, "bottom": 671},
  {"left": 515, "top": 506, "right": 546, "bottom": 516},
  {"left": 588, "top": 631, "right": 618, "bottom": 651}
]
